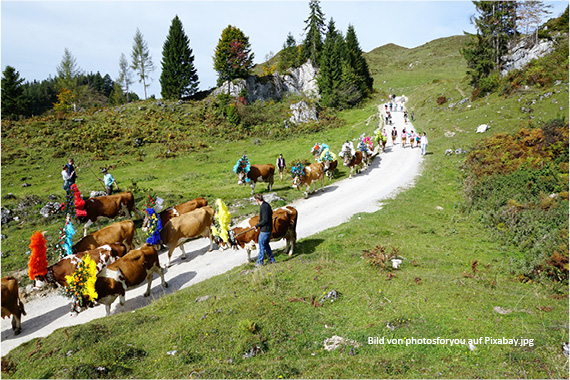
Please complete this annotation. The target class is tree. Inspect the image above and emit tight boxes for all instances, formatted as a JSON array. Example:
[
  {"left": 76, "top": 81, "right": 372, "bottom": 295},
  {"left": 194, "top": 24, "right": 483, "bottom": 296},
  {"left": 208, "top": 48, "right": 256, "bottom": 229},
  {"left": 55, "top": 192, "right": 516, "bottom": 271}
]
[
  {"left": 345, "top": 24, "right": 373, "bottom": 93},
  {"left": 131, "top": 28, "right": 155, "bottom": 100},
  {"left": 213, "top": 25, "right": 254, "bottom": 86},
  {"left": 278, "top": 32, "right": 299, "bottom": 72},
  {"left": 22, "top": 77, "right": 58, "bottom": 116},
  {"left": 461, "top": 1, "right": 517, "bottom": 87},
  {"left": 517, "top": 0, "right": 552, "bottom": 43},
  {"left": 56, "top": 48, "right": 83, "bottom": 92},
  {"left": 117, "top": 53, "right": 134, "bottom": 102},
  {"left": 160, "top": 15, "right": 199, "bottom": 100},
  {"left": 301, "top": 0, "right": 326, "bottom": 65},
  {"left": 318, "top": 19, "right": 345, "bottom": 107},
  {"left": 1, "top": 66, "right": 27, "bottom": 119}
]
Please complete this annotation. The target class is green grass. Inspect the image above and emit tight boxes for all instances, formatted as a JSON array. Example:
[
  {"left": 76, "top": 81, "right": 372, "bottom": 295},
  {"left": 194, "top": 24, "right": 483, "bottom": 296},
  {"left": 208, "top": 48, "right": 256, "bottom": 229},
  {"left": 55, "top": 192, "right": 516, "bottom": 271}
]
[{"left": 1, "top": 35, "right": 568, "bottom": 378}]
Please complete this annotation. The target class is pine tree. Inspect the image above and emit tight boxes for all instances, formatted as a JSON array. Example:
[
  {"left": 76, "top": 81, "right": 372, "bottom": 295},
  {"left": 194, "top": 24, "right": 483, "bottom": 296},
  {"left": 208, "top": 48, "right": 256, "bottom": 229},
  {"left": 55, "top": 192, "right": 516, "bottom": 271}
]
[
  {"left": 301, "top": 0, "right": 326, "bottom": 66},
  {"left": 1, "top": 66, "right": 27, "bottom": 119},
  {"left": 345, "top": 24, "right": 373, "bottom": 93},
  {"left": 278, "top": 32, "right": 299, "bottom": 72},
  {"left": 318, "top": 19, "right": 345, "bottom": 107},
  {"left": 213, "top": 25, "right": 254, "bottom": 87},
  {"left": 131, "top": 28, "right": 155, "bottom": 100},
  {"left": 56, "top": 48, "right": 83, "bottom": 92},
  {"left": 160, "top": 15, "right": 199, "bottom": 100},
  {"left": 118, "top": 53, "right": 134, "bottom": 102}
]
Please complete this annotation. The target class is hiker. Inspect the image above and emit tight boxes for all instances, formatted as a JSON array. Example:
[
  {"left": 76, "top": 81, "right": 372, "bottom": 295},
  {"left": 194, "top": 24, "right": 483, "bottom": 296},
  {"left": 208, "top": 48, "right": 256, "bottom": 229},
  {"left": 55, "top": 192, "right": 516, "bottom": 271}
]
[
  {"left": 65, "top": 158, "right": 77, "bottom": 185},
  {"left": 421, "top": 132, "right": 429, "bottom": 155},
  {"left": 391, "top": 127, "right": 398, "bottom": 145},
  {"left": 98, "top": 168, "right": 119, "bottom": 195},
  {"left": 254, "top": 193, "right": 275, "bottom": 267},
  {"left": 411, "top": 111, "right": 415, "bottom": 121},
  {"left": 61, "top": 164, "right": 73, "bottom": 192},
  {"left": 276, "top": 154, "right": 286, "bottom": 181}
]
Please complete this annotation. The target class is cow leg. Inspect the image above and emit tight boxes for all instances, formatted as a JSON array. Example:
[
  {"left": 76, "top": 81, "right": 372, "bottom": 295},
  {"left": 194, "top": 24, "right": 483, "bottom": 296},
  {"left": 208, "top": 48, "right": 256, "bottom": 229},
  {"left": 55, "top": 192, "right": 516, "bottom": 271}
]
[
  {"left": 268, "top": 174, "right": 274, "bottom": 192},
  {"left": 304, "top": 185, "right": 309, "bottom": 199},
  {"left": 250, "top": 182, "right": 256, "bottom": 196},
  {"left": 83, "top": 219, "right": 94, "bottom": 236},
  {"left": 320, "top": 176, "right": 324, "bottom": 192},
  {"left": 11, "top": 314, "right": 22, "bottom": 335},
  {"left": 143, "top": 271, "right": 154, "bottom": 297},
  {"left": 207, "top": 228, "right": 214, "bottom": 252},
  {"left": 167, "top": 246, "right": 176, "bottom": 267},
  {"left": 119, "top": 294, "right": 126, "bottom": 306},
  {"left": 154, "top": 264, "right": 168, "bottom": 289},
  {"left": 180, "top": 244, "right": 187, "bottom": 260},
  {"left": 105, "top": 304, "right": 111, "bottom": 317}
]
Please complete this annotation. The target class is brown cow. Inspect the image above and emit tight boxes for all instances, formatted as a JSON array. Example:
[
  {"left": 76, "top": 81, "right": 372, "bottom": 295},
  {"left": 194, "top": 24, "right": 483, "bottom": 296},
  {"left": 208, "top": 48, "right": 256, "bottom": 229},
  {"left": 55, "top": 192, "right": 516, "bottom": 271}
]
[
  {"left": 237, "top": 164, "right": 275, "bottom": 195},
  {"left": 142, "top": 197, "right": 208, "bottom": 231},
  {"left": 160, "top": 206, "right": 215, "bottom": 267},
  {"left": 225, "top": 206, "right": 298, "bottom": 262},
  {"left": 73, "top": 220, "right": 136, "bottom": 254},
  {"left": 293, "top": 162, "right": 325, "bottom": 198},
  {"left": 92, "top": 244, "right": 167, "bottom": 316},
  {"left": 343, "top": 150, "right": 364, "bottom": 178},
  {"left": 81, "top": 191, "right": 143, "bottom": 236},
  {"left": 1, "top": 276, "right": 26, "bottom": 335},
  {"left": 323, "top": 160, "right": 337, "bottom": 181},
  {"left": 33, "top": 243, "right": 128, "bottom": 289}
]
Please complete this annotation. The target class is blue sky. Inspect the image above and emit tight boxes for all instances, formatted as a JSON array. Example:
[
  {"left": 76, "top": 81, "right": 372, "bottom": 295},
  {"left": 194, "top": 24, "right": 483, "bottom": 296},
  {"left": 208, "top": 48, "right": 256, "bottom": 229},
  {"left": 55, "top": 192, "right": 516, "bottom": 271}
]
[{"left": 1, "top": 1, "right": 568, "bottom": 99}]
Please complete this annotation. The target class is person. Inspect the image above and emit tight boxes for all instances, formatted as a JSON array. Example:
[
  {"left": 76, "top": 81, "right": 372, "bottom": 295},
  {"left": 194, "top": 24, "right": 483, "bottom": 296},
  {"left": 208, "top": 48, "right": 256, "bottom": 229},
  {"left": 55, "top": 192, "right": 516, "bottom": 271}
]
[
  {"left": 98, "top": 168, "right": 119, "bottom": 195},
  {"left": 401, "top": 128, "right": 407, "bottom": 148},
  {"left": 61, "top": 164, "right": 73, "bottom": 192},
  {"left": 65, "top": 158, "right": 77, "bottom": 185},
  {"left": 411, "top": 111, "right": 415, "bottom": 121},
  {"left": 254, "top": 193, "right": 275, "bottom": 266},
  {"left": 391, "top": 127, "right": 398, "bottom": 145},
  {"left": 276, "top": 154, "right": 286, "bottom": 181},
  {"left": 421, "top": 132, "right": 429, "bottom": 155}
]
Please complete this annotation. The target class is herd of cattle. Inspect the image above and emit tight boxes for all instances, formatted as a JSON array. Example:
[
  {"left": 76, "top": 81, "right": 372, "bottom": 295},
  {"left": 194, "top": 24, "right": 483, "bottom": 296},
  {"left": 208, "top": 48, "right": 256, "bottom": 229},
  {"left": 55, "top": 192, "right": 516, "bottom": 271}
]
[{"left": 2, "top": 139, "right": 382, "bottom": 335}]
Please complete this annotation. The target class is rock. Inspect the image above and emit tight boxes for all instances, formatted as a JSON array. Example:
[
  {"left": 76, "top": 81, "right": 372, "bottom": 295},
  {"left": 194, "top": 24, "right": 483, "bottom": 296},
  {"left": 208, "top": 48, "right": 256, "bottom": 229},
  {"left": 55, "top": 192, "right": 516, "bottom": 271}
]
[
  {"left": 320, "top": 290, "right": 338, "bottom": 304},
  {"left": 1, "top": 208, "right": 13, "bottom": 225},
  {"left": 444, "top": 149, "right": 454, "bottom": 156},
  {"left": 89, "top": 191, "right": 107, "bottom": 198},
  {"left": 501, "top": 39, "right": 554, "bottom": 76},
  {"left": 444, "top": 131, "right": 456, "bottom": 138},
  {"left": 493, "top": 306, "right": 512, "bottom": 315},
  {"left": 249, "top": 192, "right": 284, "bottom": 204},
  {"left": 133, "top": 138, "right": 144, "bottom": 147},
  {"left": 289, "top": 101, "right": 318, "bottom": 124},
  {"left": 563, "top": 342, "right": 569, "bottom": 358},
  {"left": 21, "top": 183, "right": 31, "bottom": 187},
  {"left": 391, "top": 259, "right": 403, "bottom": 269},
  {"left": 436, "top": 206, "right": 444, "bottom": 210},
  {"left": 48, "top": 194, "right": 59, "bottom": 200},
  {"left": 476, "top": 124, "right": 490, "bottom": 133},
  {"left": 1, "top": 234, "right": 6, "bottom": 240},
  {"left": 455, "top": 148, "right": 466, "bottom": 154},
  {"left": 195, "top": 295, "right": 211, "bottom": 303},
  {"left": 323, "top": 335, "right": 361, "bottom": 351},
  {"left": 2, "top": 193, "right": 16, "bottom": 200},
  {"left": 243, "top": 345, "right": 263, "bottom": 359},
  {"left": 40, "top": 202, "right": 61, "bottom": 218}
]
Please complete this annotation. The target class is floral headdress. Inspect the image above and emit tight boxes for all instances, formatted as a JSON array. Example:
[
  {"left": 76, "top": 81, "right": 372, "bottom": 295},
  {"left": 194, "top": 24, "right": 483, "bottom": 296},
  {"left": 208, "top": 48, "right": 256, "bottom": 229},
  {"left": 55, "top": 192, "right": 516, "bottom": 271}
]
[
  {"left": 339, "top": 141, "right": 355, "bottom": 158},
  {"left": 28, "top": 231, "right": 48, "bottom": 281},
  {"left": 64, "top": 254, "right": 98, "bottom": 312},
  {"left": 212, "top": 199, "right": 231, "bottom": 244},
  {"left": 291, "top": 161, "right": 305, "bottom": 178},
  {"left": 233, "top": 155, "right": 251, "bottom": 174},
  {"left": 320, "top": 149, "right": 337, "bottom": 162},
  {"left": 145, "top": 208, "right": 163, "bottom": 245}
]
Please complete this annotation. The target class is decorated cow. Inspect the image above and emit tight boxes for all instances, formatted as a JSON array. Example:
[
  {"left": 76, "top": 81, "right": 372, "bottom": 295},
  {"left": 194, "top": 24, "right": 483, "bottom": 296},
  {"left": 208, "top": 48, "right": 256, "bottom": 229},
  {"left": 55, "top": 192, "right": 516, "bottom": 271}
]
[
  {"left": 291, "top": 161, "right": 325, "bottom": 198},
  {"left": 233, "top": 155, "right": 275, "bottom": 195}
]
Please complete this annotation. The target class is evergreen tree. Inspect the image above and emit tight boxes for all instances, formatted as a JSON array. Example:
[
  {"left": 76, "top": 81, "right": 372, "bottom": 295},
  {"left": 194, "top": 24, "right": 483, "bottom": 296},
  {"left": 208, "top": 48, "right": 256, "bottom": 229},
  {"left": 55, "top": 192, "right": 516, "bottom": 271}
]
[
  {"left": 213, "top": 25, "right": 254, "bottom": 86},
  {"left": 118, "top": 53, "right": 134, "bottom": 102},
  {"left": 278, "top": 32, "right": 299, "bottom": 72},
  {"left": 318, "top": 19, "right": 345, "bottom": 107},
  {"left": 22, "top": 78, "right": 58, "bottom": 116},
  {"left": 1, "top": 66, "right": 27, "bottom": 119},
  {"left": 160, "top": 15, "right": 199, "bottom": 100},
  {"left": 56, "top": 48, "right": 83, "bottom": 92},
  {"left": 131, "top": 28, "right": 155, "bottom": 100},
  {"left": 461, "top": 1, "right": 517, "bottom": 87},
  {"left": 345, "top": 24, "right": 373, "bottom": 93},
  {"left": 301, "top": 0, "right": 326, "bottom": 65}
]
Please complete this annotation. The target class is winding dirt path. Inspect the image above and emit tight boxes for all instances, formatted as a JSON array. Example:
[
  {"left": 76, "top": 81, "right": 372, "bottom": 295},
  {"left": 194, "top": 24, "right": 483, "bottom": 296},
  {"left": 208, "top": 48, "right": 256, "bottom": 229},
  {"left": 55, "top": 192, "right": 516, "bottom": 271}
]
[{"left": 1, "top": 100, "right": 423, "bottom": 354}]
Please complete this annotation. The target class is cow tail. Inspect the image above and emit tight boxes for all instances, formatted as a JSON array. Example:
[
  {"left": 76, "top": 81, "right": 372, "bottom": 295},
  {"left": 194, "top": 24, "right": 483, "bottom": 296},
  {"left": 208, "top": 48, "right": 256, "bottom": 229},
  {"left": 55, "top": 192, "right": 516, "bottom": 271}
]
[{"left": 19, "top": 296, "right": 26, "bottom": 316}]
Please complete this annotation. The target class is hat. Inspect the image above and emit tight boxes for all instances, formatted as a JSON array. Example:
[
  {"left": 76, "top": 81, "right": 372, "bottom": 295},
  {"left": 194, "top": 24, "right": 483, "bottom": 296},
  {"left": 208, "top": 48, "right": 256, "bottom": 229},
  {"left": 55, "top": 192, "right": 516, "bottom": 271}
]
[{"left": 101, "top": 168, "right": 107, "bottom": 173}]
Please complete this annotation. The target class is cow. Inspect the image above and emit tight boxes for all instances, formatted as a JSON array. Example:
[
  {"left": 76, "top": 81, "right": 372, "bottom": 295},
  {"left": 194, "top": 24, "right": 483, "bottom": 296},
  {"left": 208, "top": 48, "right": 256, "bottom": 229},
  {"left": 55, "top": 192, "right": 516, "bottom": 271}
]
[
  {"left": 225, "top": 206, "right": 298, "bottom": 262},
  {"left": 142, "top": 197, "right": 208, "bottom": 232},
  {"left": 237, "top": 164, "right": 275, "bottom": 195},
  {"left": 72, "top": 220, "right": 136, "bottom": 254},
  {"left": 323, "top": 159, "right": 338, "bottom": 181},
  {"left": 292, "top": 162, "right": 325, "bottom": 198},
  {"left": 1, "top": 276, "right": 26, "bottom": 335},
  {"left": 81, "top": 191, "right": 143, "bottom": 236},
  {"left": 343, "top": 151, "right": 364, "bottom": 179},
  {"left": 33, "top": 243, "right": 128, "bottom": 289},
  {"left": 91, "top": 244, "right": 167, "bottom": 316},
  {"left": 159, "top": 206, "right": 215, "bottom": 267}
]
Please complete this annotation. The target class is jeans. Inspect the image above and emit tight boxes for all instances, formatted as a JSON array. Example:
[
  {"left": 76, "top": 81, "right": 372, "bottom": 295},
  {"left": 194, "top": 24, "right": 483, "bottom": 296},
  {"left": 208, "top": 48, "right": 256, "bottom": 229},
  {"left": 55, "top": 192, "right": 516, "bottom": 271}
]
[
  {"left": 257, "top": 231, "right": 275, "bottom": 265},
  {"left": 421, "top": 144, "right": 427, "bottom": 155}
]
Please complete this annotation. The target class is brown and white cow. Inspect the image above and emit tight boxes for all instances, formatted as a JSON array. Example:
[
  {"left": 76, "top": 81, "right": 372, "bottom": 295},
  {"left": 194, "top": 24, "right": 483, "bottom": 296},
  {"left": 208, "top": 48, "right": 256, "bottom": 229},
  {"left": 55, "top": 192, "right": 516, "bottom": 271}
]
[
  {"left": 292, "top": 162, "right": 325, "bottom": 198},
  {"left": 73, "top": 220, "right": 136, "bottom": 254},
  {"left": 1, "top": 276, "right": 26, "bottom": 335},
  {"left": 81, "top": 191, "right": 143, "bottom": 236},
  {"left": 33, "top": 243, "right": 128, "bottom": 289},
  {"left": 225, "top": 206, "right": 298, "bottom": 262},
  {"left": 142, "top": 197, "right": 208, "bottom": 232},
  {"left": 237, "top": 164, "right": 275, "bottom": 195},
  {"left": 92, "top": 244, "right": 167, "bottom": 316},
  {"left": 323, "top": 160, "right": 338, "bottom": 181},
  {"left": 160, "top": 206, "right": 215, "bottom": 267},
  {"left": 343, "top": 150, "right": 364, "bottom": 178}
]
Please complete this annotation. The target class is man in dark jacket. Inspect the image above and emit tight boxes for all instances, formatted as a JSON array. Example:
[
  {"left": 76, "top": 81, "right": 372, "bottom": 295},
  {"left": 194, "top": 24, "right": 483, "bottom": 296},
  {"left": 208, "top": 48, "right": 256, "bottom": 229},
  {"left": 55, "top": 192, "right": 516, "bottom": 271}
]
[{"left": 254, "top": 193, "right": 275, "bottom": 266}]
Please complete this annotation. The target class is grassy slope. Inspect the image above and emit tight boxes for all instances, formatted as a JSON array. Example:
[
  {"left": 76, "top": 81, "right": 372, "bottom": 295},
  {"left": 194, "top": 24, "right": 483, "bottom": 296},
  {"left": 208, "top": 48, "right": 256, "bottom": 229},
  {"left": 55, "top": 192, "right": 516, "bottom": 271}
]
[{"left": 1, "top": 36, "right": 569, "bottom": 378}]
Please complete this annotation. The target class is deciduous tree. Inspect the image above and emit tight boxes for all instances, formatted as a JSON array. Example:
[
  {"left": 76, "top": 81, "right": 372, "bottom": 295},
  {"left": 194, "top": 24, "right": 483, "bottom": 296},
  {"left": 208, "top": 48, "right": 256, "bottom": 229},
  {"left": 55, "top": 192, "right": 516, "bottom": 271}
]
[
  {"left": 213, "top": 25, "right": 254, "bottom": 86},
  {"left": 118, "top": 53, "right": 134, "bottom": 102},
  {"left": 131, "top": 28, "right": 155, "bottom": 100}
]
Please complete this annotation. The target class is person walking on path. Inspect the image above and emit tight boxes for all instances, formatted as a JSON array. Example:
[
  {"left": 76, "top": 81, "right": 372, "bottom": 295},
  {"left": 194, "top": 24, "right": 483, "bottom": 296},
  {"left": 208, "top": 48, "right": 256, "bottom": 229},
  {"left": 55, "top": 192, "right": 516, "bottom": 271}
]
[
  {"left": 98, "top": 168, "right": 119, "bottom": 195},
  {"left": 276, "top": 154, "right": 286, "bottom": 181},
  {"left": 401, "top": 128, "right": 407, "bottom": 148},
  {"left": 391, "top": 127, "right": 398, "bottom": 145},
  {"left": 61, "top": 164, "right": 74, "bottom": 192},
  {"left": 421, "top": 132, "right": 429, "bottom": 155},
  {"left": 65, "top": 158, "right": 77, "bottom": 185},
  {"left": 254, "top": 193, "right": 275, "bottom": 266}
]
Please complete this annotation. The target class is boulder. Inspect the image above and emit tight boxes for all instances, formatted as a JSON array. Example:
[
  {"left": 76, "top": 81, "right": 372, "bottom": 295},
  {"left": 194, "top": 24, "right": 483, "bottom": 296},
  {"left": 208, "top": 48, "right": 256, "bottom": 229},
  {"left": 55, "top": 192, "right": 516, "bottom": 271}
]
[
  {"left": 40, "top": 202, "right": 61, "bottom": 218},
  {"left": 89, "top": 191, "right": 107, "bottom": 198},
  {"left": 1, "top": 208, "right": 13, "bottom": 225},
  {"left": 501, "top": 39, "right": 554, "bottom": 76},
  {"left": 289, "top": 101, "right": 318, "bottom": 124},
  {"left": 476, "top": 124, "right": 490, "bottom": 133}
]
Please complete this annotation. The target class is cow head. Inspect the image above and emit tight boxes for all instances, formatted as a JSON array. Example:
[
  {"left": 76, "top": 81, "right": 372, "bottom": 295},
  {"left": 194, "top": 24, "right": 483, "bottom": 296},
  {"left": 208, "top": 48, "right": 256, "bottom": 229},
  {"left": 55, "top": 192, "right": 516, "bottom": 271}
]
[
  {"left": 323, "top": 160, "right": 333, "bottom": 171},
  {"left": 292, "top": 175, "right": 303, "bottom": 189},
  {"left": 141, "top": 213, "right": 150, "bottom": 232},
  {"left": 237, "top": 171, "right": 248, "bottom": 185},
  {"left": 343, "top": 154, "right": 353, "bottom": 167}
]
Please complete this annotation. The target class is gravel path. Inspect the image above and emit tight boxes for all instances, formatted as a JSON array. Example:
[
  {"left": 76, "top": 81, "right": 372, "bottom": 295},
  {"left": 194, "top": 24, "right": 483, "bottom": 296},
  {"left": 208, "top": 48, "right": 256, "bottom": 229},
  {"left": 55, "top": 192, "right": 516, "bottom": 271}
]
[{"left": 1, "top": 100, "right": 423, "bottom": 354}]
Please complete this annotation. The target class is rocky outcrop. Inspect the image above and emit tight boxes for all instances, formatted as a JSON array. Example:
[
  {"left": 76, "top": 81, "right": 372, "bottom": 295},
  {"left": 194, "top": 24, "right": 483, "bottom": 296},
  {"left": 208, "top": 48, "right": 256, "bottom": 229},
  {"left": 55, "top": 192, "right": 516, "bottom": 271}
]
[
  {"left": 289, "top": 101, "right": 318, "bottom": 124},
  {"left": 213, "top": 60, "right": 320, "bottom": 102},
  {"left": 501, "top": 39, "right": 555, "bottom": 76}
]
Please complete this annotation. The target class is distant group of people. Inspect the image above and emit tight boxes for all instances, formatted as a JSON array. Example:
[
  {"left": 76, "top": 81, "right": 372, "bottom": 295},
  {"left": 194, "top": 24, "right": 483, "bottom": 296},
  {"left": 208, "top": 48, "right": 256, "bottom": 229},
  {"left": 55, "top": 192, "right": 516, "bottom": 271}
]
[{"left": 60, "top": 158, "right": 119, "bottom": 196}]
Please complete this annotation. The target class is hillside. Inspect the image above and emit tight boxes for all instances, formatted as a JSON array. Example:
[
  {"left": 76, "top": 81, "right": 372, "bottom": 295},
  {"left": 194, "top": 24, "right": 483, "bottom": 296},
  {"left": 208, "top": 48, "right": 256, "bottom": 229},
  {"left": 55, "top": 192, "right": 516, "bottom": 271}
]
[{"left": 1, "top": 34, "right": 569, "bottom": 378}]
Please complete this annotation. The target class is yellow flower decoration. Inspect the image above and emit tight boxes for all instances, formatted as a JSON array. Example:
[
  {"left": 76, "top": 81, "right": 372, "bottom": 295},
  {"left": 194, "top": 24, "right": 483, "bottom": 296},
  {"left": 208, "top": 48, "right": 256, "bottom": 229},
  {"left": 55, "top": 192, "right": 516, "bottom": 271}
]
[
  {"left": 64, "top": 253, "right": 98, "bottom": 303},
  {"left": 212, "top": 198, "right": 231, "bottom": 243}
]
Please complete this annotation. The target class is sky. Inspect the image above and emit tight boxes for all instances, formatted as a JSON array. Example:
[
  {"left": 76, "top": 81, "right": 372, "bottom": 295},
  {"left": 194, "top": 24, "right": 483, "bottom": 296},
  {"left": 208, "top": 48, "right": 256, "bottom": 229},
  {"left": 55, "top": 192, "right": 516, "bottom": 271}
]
[{"left": 1, "top": 0, "right": 568, "bottom": 99}]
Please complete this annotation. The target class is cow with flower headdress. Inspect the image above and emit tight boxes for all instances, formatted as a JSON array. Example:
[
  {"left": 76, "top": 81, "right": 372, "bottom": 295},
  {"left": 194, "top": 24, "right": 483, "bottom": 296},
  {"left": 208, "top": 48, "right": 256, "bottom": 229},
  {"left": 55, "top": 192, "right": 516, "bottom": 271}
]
[
  {"left": 339, "top": 140, "right": 364, "bottom": 178},
  {"left": 374, "top": 128, "right": 388, "bottom": 153},
  {"left": 358, "top": 134, "right": 374, "bottom": 168},
  {"left": 291, "top": 161, "right": 325, "bottom": 198},
  {"left": 233, "top": 155, "right": 275, "bottom": 195}
]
